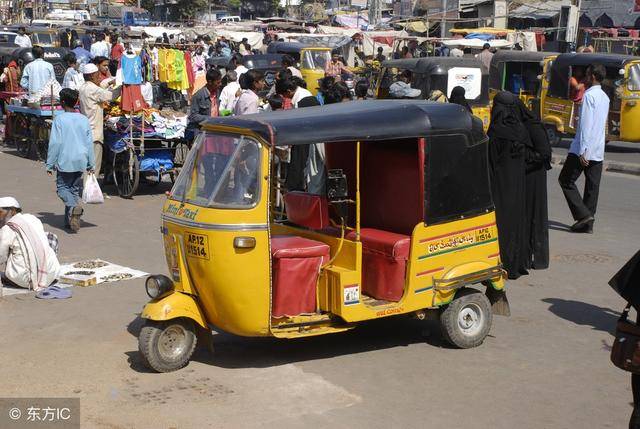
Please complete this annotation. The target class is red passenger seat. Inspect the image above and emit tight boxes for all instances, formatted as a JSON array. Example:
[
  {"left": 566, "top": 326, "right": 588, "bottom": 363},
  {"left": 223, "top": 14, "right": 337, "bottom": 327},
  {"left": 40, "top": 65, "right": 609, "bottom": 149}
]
[
  {"left": 347, "top": 228, "right": 410, "bottom": 302},
  {"left": 284, "top": 192, "right": 330, "bottom": 230},
  {"left": 271, "top": 235, "right": 331, "bottom": 317}
]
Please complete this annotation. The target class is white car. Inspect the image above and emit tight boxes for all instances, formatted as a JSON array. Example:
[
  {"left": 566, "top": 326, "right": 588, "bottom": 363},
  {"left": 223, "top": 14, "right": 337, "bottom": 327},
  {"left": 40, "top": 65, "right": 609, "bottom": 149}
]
[{"left": 219, "top": 16, "right": 241, "bottom": 23}]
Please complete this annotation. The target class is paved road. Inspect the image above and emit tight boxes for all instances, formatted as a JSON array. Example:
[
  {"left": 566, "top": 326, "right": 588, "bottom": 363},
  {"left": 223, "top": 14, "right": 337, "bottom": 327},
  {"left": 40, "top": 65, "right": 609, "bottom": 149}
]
[
  {"left": 553, "top": 139, "right": 640, "bottom": 167},
  {"left": 0, "top": 146, "right": 639, "bottom": 429}
]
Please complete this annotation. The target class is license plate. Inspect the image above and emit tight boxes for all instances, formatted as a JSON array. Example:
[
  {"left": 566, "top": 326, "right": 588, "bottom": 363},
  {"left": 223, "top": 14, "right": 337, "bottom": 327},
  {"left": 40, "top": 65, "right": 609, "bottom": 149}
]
[{"left": 185, "top": 232, "right": 210, "bottom": 260}]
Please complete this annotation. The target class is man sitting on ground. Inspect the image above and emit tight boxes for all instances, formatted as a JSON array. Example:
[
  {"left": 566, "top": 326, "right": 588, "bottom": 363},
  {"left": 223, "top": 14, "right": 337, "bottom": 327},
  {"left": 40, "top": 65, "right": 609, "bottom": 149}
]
[{"left": 0, "top": 197, "right": 60, "bottom": 291}]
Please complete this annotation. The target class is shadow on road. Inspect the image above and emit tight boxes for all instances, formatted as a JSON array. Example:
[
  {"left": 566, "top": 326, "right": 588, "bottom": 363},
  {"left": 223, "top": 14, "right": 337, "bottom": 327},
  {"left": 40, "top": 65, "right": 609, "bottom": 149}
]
[
  {"left": 549, "top": 220, "right": 572, "bottom": 232},
  {"left": 542, "top": 298, "right": 619, "bottom": 335},
  {"left": 124, "top": 314, "right": 451, "bottom": 372},
  {"left": 36, "top": 211, "right": 97, "bottom": 231}
]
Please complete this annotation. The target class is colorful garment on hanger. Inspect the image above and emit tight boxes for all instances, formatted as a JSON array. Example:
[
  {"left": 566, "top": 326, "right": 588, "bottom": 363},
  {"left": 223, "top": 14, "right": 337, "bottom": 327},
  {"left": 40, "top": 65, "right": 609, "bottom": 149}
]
[
  {"left": 158, "top": 49, "right": 168, "bottom": 82},
  {"left": 121, "top": 84, "right": 147, "bottom": 113},
  {"left": 121, "top": 54, "right": 143, "bottom": 84}
]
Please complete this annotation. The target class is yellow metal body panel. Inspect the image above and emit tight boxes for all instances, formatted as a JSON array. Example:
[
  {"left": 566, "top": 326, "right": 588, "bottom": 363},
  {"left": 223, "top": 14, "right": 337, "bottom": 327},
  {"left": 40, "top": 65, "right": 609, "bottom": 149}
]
[
  {"left": 141, "top": 291, "right": 208, "bottom": 328},
  {"left": 300, "top": 47, "right": 332, "bottom": 95},
  {"left": 150, "top": 136, "right": 273, "bottom": 337},
  {"left": 620, "top": 61, "right": 640, "bottom": 142},
  {"left": 472, "top": 106, "right": 491, "bottom": 131}
]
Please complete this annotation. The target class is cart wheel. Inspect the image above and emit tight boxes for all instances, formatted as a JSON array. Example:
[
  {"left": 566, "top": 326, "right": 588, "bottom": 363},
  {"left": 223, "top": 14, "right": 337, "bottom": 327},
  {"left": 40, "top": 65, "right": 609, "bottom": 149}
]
[
  {"left": 173, "top": 141, "right": 190, "bottom": 166},
  {"left": 15, "top": 138, "right": 30, "bottom": 158},
  {"left": 112, "top": 148, "right": 140, "bottom": 198},
  {"left": 35, "top": 139, "right": 48, "bottom": 162},
  {"left": 138, "top": 319, "right": 197, "bottom": 373},
  {"left": 440, "top": 288, "right": 493, "bottom": 349}
]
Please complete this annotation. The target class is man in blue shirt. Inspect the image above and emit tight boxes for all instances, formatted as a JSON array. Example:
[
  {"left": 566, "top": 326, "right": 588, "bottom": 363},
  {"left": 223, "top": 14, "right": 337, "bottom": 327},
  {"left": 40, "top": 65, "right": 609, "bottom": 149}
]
[
  {"left": 558, "top": 64, "right": 610, "bottom": 233},
  {"left": 20, "top": 46, "right": 56, "bottom": 96},
  {"left": 81, "top": 30, "right": 93, "bottom": 51},
  {"left": 46, "top": 88, "right": 95, "bottom": 232},
  {"left": 72, "top": 39, "right": 93, "bottom": 67}
]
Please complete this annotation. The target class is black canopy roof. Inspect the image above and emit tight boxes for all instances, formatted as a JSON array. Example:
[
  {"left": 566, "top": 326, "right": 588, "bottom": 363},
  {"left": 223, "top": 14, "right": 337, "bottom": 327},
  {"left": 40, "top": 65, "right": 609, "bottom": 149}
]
[
  {"left": 382, "top": 57, "right": 488, "bottom": 75},
  {"left": 202, "top": 100, "right": 480, "bottom": 146}
]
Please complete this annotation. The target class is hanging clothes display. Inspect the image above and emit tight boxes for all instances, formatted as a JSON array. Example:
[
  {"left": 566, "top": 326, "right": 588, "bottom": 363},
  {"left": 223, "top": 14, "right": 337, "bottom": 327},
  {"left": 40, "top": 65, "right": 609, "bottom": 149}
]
[
  {"left": 121, "top": 85, "right": 147, "bottom": 113},
  {"left": 157, "top": 49, "right": 192, "bottom": 92},
  {"left": 121, "top": 54, "right": 143, "bottom": 85}
]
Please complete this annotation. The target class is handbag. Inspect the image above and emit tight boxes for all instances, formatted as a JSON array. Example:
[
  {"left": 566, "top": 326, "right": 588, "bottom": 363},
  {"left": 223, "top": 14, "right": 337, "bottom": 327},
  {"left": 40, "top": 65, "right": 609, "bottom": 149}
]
[{"left": 611, "top": 304, "right": 640, "bottom": 374}]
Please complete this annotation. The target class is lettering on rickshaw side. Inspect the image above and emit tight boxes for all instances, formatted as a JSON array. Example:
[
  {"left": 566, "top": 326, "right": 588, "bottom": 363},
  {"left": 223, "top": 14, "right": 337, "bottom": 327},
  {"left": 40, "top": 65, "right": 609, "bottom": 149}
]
[
  {"left": 426, "top": 227, "right": 494, "bottom": 255},
  {"left": 166, "top": 203, "right": 199, "bottom": 220},
  {"left": 185, "top": 232, "right": 210, "bottom": 260}
]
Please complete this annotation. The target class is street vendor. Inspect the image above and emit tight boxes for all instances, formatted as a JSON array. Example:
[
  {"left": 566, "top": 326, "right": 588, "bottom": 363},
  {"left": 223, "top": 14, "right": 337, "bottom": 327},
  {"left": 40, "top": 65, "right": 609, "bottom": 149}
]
[
  {"left": 79, "top": 63, "right": 120, "bottom": 181},
  {"left": 0, "top": 197, "right": 60, "bottom": 291},
  {"left": 19, "top": 46, "right": 55, "bottom": 97}
]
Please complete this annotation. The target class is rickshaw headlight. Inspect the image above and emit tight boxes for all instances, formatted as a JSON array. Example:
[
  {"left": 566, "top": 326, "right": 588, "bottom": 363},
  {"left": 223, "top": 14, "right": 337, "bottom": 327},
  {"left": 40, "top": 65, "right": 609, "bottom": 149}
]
[{"left": 145, "top": 275, "right": 173, "bottom": 299}]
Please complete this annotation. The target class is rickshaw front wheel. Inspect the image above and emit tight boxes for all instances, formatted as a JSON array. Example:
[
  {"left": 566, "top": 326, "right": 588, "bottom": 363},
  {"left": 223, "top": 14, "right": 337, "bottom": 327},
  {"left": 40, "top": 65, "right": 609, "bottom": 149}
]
[
  {"left": 440, "top": 288, "right": 493, "bottom": 349},
  {"left": 139, "top": 318, "right": 197, "bottom": 373}
]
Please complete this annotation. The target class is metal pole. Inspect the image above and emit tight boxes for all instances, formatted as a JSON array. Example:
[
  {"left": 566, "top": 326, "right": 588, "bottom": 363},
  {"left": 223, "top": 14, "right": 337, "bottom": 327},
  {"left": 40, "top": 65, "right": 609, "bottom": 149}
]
[{"left": 440, "top": 0, "right": 446, "bottom": 38}]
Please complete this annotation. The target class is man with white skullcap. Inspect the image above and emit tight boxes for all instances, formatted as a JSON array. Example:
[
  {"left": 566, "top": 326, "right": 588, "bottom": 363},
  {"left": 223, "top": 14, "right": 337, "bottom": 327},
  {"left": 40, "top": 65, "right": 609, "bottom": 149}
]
[{"left": 0, "top": 197, "right": 60, "bottom": 290}]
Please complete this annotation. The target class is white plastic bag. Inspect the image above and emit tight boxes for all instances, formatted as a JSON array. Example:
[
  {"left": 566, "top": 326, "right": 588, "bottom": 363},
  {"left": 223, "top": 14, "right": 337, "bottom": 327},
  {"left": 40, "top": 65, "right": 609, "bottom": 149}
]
[{"left": 82, "top": 173, "right": 104, "bottom": 204}]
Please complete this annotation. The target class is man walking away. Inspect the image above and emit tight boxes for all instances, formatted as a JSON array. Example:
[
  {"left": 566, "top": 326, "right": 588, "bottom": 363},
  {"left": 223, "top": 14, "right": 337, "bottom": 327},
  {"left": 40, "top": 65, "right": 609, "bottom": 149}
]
[
  {"left": 14, "top": 27, "right": 31, "bottom": 48},
  {"left": 46, "top": 89, "right": 95, "bottom": 232},
  {"left": 476, "top": 43, "right": 494, "bottom": 72},
  {"left": 558, "top": 64, "right": 610, "bottom": 234}
]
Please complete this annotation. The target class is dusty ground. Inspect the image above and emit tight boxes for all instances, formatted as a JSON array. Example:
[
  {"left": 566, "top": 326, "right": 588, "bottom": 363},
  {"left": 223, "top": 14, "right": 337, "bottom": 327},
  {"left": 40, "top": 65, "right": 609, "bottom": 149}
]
[{"left": 0, "top": 145, "right": 639, "bottom": 429}]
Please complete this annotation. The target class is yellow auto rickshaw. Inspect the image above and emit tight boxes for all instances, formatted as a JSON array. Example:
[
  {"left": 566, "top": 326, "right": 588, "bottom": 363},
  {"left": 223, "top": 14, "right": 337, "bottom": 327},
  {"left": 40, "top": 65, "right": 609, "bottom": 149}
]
[
  {"left": 375, "top": 58, "right": 492, "bottom": 130},
  {"left": 138, "top": 100, "right": 510, "bottom": 372},
  {"left": 540, "top": 53, "right": 640, "bottom": 143},
  {"left": 266, "top": 41, "right": 333, "bottom": 95},
  {"left": 489, "top": 50, "right": 558, "bottom": 112}
]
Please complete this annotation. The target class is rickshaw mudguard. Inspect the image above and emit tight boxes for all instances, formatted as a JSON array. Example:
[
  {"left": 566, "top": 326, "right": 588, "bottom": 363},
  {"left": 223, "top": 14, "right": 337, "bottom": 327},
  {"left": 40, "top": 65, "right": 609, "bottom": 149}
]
[
  {"left": 141, "top": 291, "right": 208, "bottom": 329},
  {"left": 433, "top": 261, "right": 505, "bottom": 307}
]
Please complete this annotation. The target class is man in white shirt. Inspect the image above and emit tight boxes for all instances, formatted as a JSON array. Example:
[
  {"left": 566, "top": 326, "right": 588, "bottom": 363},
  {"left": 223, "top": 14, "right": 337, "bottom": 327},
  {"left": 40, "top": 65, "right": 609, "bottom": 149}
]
[
  {"left": 558, "top": 64, "right": 610, "bottom": 233},
  {"left": 0, "top": 197, "right": 60, "bottom": 290},
  {"left": 281, "top": 79, "right": 312, "bottom": 108},
  {"left": 282, "top": 55, "right": 302, "bottom": 79},
  {"left": 14, "top": 27, "right": 32, "bottom": 48},
  {"left": 231, "top": 54, "right": 248, "bottom": 78},
  {"left": 79, "top": 63, "right": 119, "bottom": 180},
  {"left": 20, "top": 46, "right": 56, "bottom": 96},
  {"left": 219, "top": 70, "right": 240, "bottom": 113},
  {"left": 90, "top": 33, "right": 110, "bottom": 59}
]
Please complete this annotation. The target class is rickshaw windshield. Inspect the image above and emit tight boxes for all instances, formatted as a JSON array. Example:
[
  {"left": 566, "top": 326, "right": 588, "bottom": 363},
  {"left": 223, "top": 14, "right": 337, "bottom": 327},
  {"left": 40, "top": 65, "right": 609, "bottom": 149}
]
[
  {"left": 302, "top": 50, "right": 331, "bottom": 70},
  {"left": 170, "top": 133, "right": 261, "bottom": 209},
  {"left": 628, "top": 64, "right": 640, "bottom": 91}
]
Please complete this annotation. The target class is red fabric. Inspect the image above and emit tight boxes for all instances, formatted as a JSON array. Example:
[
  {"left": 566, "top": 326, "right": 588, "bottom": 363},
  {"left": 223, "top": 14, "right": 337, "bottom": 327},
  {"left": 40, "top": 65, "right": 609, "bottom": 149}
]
[
  {"left": 282, "top": 97, "right": 293, "bottom": 110},
  {"left": 111, "top": 44, "right": 124, "bottom": 61},
  {"left": 271, "top": 235, "right": 330, "bottom": 317},
  {"left": 347, "top": 229, "right": 410, "bottom": 302},
  {"left": 360, "top": 140, "right": 422, "bottom": 235},
  {"left": 184, "top": 51, "right": 195, "bottom": 89},
  {"left": 284, "top": 192, "right": 329, "bottom": 230},
  {"left": 121, "top": 84, "right": 147, "bottom": 113}
]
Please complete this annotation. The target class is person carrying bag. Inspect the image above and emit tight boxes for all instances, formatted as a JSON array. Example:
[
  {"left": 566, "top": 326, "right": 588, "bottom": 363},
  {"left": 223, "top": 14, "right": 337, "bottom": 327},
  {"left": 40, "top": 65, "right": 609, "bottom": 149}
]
[{"left": 609, "top": 250, "right": 640, "bottom": 428}]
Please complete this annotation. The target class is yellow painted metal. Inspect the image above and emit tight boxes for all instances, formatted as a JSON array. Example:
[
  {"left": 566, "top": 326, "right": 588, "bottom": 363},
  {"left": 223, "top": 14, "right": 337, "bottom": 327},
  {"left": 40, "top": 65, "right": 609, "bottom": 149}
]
[
  {"left": 355, "top": 141, "right": 361, "bottom": 241},
  {"left": 141, "top": 291, "right": 208, "bottom": 329},
  {"left": 300, "top": 47, "right": 332, "bottom": 95},
  {"left": 621, "top": 60, "right": 640, "bottom": 142},
  {"left": 472, "top": 106, "right": 491, "bottom": 132}
]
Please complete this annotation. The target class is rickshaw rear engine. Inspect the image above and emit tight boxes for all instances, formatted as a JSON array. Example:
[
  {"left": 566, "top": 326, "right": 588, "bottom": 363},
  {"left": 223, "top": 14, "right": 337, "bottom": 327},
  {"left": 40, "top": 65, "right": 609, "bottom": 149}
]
[{"left": 271, "top": 235, "right": 330, "bottom": 318}]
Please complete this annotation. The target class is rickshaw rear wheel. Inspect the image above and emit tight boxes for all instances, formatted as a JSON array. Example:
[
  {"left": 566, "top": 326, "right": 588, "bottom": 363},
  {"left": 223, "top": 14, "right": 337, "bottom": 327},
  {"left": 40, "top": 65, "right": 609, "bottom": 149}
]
[
  {"left": 139, "top": 318, "right": 197, "bottom": 373},
  {"left": 440, "top": 288, "right": 492, "bottom": 349}
]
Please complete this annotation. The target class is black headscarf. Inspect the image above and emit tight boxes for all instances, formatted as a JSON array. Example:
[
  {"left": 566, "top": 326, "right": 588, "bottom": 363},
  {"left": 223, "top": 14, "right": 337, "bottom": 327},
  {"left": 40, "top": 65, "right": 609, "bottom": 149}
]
[
  {"left": 449, "top": 86, "right": 472, "bottom": 113},
  {"left": 488, "top": 91, "right": 529, "bottom": 144}
]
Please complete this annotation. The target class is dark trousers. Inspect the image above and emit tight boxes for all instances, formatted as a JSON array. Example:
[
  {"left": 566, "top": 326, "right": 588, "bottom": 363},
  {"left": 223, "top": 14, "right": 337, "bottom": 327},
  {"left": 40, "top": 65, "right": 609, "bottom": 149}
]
[{"left": 558, "top": 153, "right": 603, "bottom": 221}]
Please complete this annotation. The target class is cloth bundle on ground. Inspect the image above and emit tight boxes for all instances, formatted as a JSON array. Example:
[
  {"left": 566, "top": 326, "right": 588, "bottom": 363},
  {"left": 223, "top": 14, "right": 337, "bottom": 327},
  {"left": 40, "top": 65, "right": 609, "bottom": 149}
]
[{"left": 36, "top": 284, "right": 72, "bottom": 299}]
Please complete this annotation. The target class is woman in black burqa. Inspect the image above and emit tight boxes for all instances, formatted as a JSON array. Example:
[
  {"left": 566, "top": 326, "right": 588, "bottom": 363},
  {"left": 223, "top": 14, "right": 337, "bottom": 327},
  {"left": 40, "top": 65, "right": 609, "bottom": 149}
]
[
  {"left": 449, "top": 86, "right": 473, "bottom": 113},
  {"left": 488, "top": 92, "right": 529, "bottom": 279},
  {"left": 517, "top": 98, "right": 552, "bottom": 270}
]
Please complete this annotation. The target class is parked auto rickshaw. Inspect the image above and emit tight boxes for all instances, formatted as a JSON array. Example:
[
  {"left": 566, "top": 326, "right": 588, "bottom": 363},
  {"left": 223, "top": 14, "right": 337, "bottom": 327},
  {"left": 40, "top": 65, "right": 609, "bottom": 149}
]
[
  {"left": 376, "top": 58, "right": 491, "bottom": 129},
  {"left": 137, "top": 100, "right": 510, "bottom": 372},
  {"left": 489, "top": 50, "right": 558, "bottom": 112},
  {"left": 266, "top": 41, "right": 332, "bottom": 95},
  {"left": 540, "top": 53, "right": 640, "bottom": 143}
]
